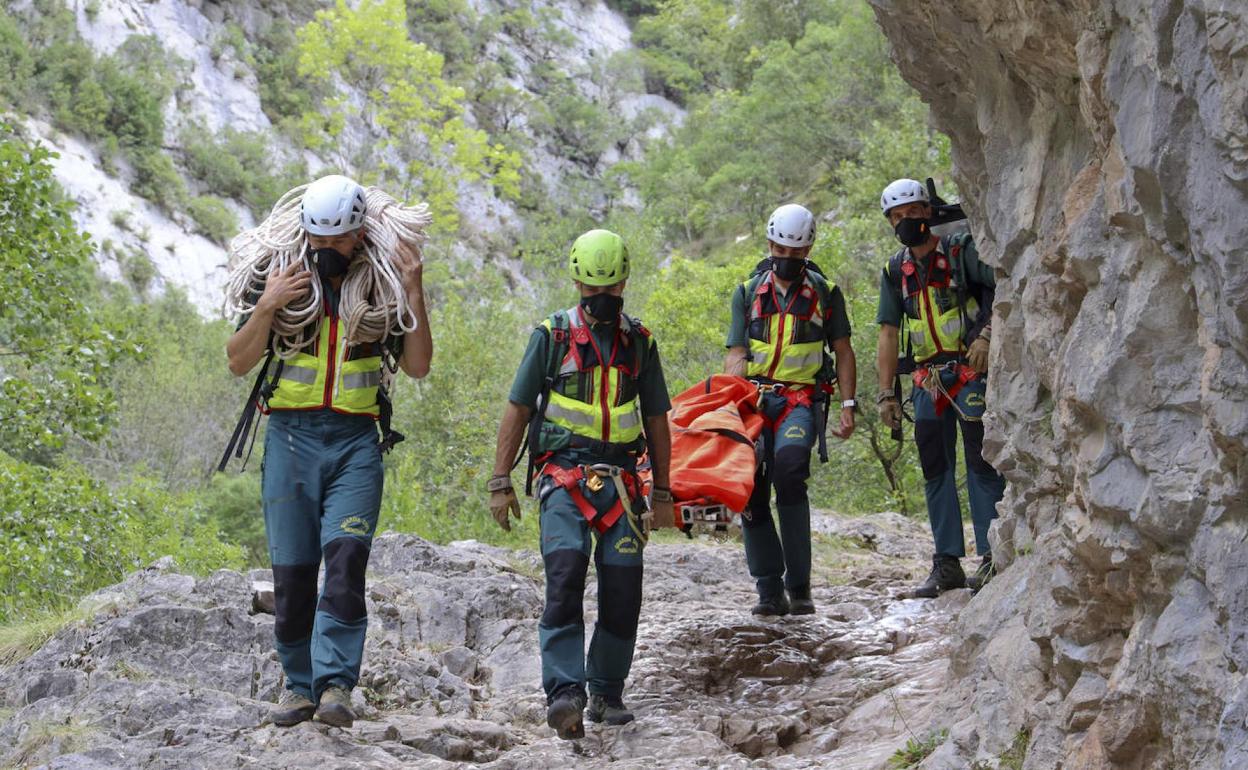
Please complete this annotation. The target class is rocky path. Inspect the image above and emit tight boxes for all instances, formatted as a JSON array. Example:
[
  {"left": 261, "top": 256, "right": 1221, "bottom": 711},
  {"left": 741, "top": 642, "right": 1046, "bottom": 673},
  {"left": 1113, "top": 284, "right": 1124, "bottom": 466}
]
[{"left": 0, "top": 512, "right": 974, "bottom": 769}]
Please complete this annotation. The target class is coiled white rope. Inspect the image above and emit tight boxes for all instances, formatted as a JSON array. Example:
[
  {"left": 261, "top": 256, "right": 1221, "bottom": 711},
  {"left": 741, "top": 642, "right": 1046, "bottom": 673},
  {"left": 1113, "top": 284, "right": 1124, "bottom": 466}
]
[{"left": 223, "top": 185, "right": 433, "bottom": 360}]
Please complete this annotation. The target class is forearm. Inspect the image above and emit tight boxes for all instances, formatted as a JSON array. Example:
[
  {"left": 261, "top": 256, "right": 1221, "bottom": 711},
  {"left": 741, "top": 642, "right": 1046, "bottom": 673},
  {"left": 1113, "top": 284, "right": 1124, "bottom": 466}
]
[
  {"left": 645, "top": 414, "right": 671, "bottom": 489},
  {"left": 492, "top": 401, "right": 532, "bottom": 478},
  {"left": 724, "top": 346, "right": 747, "bottom": 377},
  {"left": 832, "top": 339, "right": 856, "bottom": 400},
  {"left": 877, "top": 327, "right": 899, "bottom": 391},
  {"left": 399, "top": 288, "right": 433, "bottom": 379},
  {"left": 226, "top": 306, "right": 275, "bottom": 376}
]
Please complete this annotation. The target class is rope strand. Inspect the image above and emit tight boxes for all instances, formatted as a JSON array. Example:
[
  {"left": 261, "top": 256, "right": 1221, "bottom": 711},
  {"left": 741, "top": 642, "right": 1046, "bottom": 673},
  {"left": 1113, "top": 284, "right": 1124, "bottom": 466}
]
[{"left": 224, "top": 185, "right": 432, "bottom": 360}]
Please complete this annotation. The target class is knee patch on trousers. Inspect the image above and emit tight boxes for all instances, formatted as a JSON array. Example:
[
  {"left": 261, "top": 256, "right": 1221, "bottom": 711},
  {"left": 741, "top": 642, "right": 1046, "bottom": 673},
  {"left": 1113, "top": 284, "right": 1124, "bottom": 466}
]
[
  {"left": 773, "top": 445, "right": 812, "bottom": 506},
  {"left": 318, "top": 537, "right": 371, "bottom": 623},
  {"left": 594, "top": 563, "right": 643, "bottom": 639},
  {"left": 915, "top": 420, "right": 949, "bottom": 480},
  {"left": 542, "top": 549, "right": 588, "bottom": 628},
  {"left": 273, "top": 563, "right": 319, "bottom": 643}
]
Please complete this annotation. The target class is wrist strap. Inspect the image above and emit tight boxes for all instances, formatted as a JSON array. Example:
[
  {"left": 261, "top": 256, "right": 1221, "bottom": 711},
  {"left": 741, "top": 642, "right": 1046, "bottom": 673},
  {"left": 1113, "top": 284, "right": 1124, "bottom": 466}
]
[
  {"left": 486, "top": 475, "right": 513, "bottom": 493},
  {"left": 652, "top": 487, "right": 673, "bottom": 503},
  {"left": 876, "top": 389, "right": 896, "bottom": 404}
]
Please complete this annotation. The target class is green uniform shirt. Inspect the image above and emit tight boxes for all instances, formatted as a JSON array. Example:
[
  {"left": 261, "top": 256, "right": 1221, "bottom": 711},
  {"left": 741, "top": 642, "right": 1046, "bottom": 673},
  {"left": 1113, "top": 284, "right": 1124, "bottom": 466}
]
[
  {"left": 509, "top": 317, "right": 672, "bottom": 418},
  {"left": 725, "top": 274, "right": 851, "bottom": 349},
  {"left": 876, "top": 234, "right": 996, "bottom": 327}
]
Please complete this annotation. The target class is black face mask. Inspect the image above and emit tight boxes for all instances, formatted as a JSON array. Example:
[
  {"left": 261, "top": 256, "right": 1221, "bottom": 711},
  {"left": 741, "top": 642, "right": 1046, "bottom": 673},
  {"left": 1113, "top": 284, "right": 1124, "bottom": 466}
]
[
  {"left": 312, "top": 247, "right": 351, "bottom": 281},
  {"left": 771, "top": 256, "right": 806, "bottom": 282},
  {"left": 580, "top": 293, "right": 623, "bottom": 323},
  {"left": 894, "top": 217, "right": 932, "bottom": 247}
]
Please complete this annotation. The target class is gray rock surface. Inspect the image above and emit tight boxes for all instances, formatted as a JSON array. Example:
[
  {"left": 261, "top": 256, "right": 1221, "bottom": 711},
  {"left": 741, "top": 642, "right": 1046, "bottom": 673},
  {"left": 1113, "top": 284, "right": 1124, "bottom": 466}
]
[
  {"left": 0, "top": 513, "right": 978, "bottom": 768},
  {"left": 867, "top": 1, "right": 1248, "bottom": 767}
]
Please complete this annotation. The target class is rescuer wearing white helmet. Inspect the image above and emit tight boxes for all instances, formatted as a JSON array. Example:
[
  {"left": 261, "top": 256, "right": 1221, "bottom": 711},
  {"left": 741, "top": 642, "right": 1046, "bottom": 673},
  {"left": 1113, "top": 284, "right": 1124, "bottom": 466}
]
[
  {"left": 226, "top": 174, "right": 433, "bottom": 730},
  {"left": 874, "top": 178, "right": 1005, "bottom": 598},
  {"left": 723, "top": 203, "right": 858, "bottom": 618}
]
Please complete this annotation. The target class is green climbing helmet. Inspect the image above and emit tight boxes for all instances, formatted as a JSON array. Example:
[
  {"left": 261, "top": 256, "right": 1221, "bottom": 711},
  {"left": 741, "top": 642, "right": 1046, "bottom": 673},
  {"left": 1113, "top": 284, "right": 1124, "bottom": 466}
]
[{"left": 568, "top": 229, "right": 629, "bottom": 286}]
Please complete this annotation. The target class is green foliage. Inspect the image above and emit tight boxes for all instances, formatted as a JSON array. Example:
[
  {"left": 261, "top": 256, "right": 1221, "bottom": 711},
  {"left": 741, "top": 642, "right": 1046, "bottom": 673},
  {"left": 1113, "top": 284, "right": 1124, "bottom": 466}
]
[
  {"left": 193, "top": 473, "right": 267, "bottom": 567},
  {"left": 12, "top": 5, "right": 190, "bottom": 210},
  {"left": 252, "top": 19, "right": 318, "bottom": 125},
  {"left": 382, "top": 265, "right": 536, "bottom": 545},
  {"left": 180, "top": 123, "right": 306, "bottom": 219},
  {"left": 0, "top": 10, "right": 33, "bottom": 108},
  {"left": 130, "top": 148, "right": 188, "bottom": 213},
  {"left": 186, "top": 195, "right": 239, "bottom": 245},
  {"left": 0, "top": 126, "right": 139, "bottom": 458},
  {"left": 73, "top": 290, "right": 251, "bottom": 490},
  {"left": 630, "top": 3, "right": 914, "bottom": 243},
  {"left": 0, "top": 454, "right": 243, "bottom": 623},
  {"left": 889, "top": 729, "right": 948, "bottom": 768},
  {"left": 294, "top": 0, "right": 522, "bottom": 230}
]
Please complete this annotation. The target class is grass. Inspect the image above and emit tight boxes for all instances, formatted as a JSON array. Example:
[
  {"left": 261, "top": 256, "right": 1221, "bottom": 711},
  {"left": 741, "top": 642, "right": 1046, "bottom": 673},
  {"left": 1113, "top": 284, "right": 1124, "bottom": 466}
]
[
  {"left": 1000, "top": 728, "right": 1030, "bottom": 769},
  {"left": 888, "top": 728, "right": 948, "bottom": 769},
  {"left": 0, "top": 600, "right": 114, "bottom": 667},
  {"left": 111, "top": 660, "right": 149, "bottom": 682},
  {"left": 4, "top": 718, "right": 97, "bottom": 768}
]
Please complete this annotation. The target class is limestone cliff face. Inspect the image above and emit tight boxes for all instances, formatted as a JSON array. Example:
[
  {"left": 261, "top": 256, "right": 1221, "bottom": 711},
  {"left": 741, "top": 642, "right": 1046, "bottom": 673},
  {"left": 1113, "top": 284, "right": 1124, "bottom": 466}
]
[{"left": 868, "top": 0, "right": 1248, "bottom": 766}]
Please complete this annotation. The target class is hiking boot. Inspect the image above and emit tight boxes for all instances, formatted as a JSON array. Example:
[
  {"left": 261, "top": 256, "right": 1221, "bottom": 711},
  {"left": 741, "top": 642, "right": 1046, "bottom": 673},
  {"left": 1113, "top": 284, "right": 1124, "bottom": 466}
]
[
  {"left": 270, "top": 691, "right": 316, "bottom": 727},
  {"left": 913, "top": 554, "right": 966, "bottom": 598},
  {"left": 788, "top": 585, "right": 815, "bottom": 616},
  {"left": 314, "top": 686, "right": 355, "bottom": 728},
  {"left": 966, "top": 555, "right": 995, "bottom": 592},
  {"left": 751, "top": 592, "right": 790, "bottom": 617},
  {"left": 586, "top": 693, "right": 635, "bottom": 725},
  {"left": 546, "top": 687, "right": 587, "bottom": 740}
]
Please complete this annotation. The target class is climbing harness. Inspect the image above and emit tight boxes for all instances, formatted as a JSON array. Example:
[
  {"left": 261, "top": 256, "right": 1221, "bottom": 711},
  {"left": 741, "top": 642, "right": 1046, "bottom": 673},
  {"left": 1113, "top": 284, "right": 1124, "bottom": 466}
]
[
  {"left": 914, "top": 361, "right": 979, "bottom": 420},
  {"left": 538, "top": 462, "right": 650, "bottom": 542}
]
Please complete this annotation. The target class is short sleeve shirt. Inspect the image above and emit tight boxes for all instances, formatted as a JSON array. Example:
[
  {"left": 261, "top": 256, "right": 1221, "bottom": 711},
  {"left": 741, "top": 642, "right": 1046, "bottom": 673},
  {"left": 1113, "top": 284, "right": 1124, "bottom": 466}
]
[
  {"left": 725, "top": 274, "right": 851, "bottom": 348},
  {"left": 509, "top": 317, "right": 672, "bottom": 418}
]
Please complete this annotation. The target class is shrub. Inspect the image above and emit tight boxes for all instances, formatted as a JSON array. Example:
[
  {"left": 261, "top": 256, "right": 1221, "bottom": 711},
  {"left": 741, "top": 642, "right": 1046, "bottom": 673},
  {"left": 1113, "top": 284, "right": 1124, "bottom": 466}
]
[
  {"left": 0, "top": 454, "right": 244, "bottom": 623},
  {"left": 130, "top": 148, "right": 187, "bottom": 213},
  {"left": 186, "top": 195, "right": 239, "bottom": 244}
]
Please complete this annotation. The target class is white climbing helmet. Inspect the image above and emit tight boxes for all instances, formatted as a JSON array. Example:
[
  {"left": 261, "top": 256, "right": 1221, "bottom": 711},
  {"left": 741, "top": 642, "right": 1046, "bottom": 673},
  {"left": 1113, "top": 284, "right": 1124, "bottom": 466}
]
[
  {"left": 880, "top": 178, "right": 929, "bottom": 216},
  {"left": 766, "top": 204, "right": 816, "bottom": 248},
  {"left": 300, "top": 174, "right": 367, "bottom": 236}
]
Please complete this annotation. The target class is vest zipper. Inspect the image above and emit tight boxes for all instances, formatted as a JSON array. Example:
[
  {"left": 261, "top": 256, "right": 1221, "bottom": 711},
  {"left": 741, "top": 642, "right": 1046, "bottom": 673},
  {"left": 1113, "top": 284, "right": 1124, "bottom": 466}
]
[
  {"left": 578, "top": 306, "right": 619, "bottom": 442},
  {"left": 920, "top": 286, "right": 947, "bottom": 357},
  {"left": 323, "top": 299, "right": 338, "bottom": 408},
  {"left": 765, "top": 278, "right": 802, "bottom": 381}
]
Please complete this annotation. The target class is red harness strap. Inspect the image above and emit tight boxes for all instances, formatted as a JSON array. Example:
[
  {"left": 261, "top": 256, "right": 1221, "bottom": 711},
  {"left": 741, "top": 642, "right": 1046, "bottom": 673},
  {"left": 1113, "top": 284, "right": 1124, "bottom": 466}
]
[
  {"left": 761, "top": 387, "right": 813, "bottom": 431},
  {"left": 914, "top": 363, "right": 979, "bottom": 417},
  {"left": 540, "top": 463, "right": 639, "bottom": 534}
]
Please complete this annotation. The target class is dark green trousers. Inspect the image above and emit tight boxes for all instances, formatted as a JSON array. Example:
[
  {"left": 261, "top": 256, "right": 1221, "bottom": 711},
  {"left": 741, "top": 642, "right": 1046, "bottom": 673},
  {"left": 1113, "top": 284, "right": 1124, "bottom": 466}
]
[
  {"left": 537, "top": 460, "right": 645, "bottom": 702},
  {"left": 262, "top": 409, "right": 382, "bottom": 701}
]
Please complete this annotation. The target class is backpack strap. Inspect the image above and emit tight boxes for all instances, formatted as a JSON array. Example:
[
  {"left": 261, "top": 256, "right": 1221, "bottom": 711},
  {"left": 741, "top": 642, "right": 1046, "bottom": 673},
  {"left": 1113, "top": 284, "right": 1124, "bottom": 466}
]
[
  {"left": 217, "top": 349, "right": 277, "bottom": 472},
  {"left": 524, "top": 310, "right": 571, "bottom": 496}
]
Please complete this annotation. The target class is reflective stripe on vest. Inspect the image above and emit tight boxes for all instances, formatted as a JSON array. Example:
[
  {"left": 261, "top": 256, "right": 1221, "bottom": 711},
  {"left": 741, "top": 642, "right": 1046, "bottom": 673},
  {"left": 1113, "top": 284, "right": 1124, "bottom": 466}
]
[
  {"left": 266, "top": 311, "right": 382, "bottom": 417},
  {"left": 743, "top": 272, "right": 829, "bottom": 385},
  {"left": 907, "top": 289, "right": 978, "bottom": 363},
  {"left": 541, "top": 306, "right": 644, "bottom": 445}
]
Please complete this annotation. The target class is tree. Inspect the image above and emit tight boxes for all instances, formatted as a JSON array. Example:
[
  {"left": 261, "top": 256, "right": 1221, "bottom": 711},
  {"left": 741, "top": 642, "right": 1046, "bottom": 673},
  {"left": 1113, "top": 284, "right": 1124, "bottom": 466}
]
[
  {"left": 0, "top": 125, "right": 138, "bottom": 460},
  {"left": 295, "top": 0, "right": 522, "bottom": 229}
]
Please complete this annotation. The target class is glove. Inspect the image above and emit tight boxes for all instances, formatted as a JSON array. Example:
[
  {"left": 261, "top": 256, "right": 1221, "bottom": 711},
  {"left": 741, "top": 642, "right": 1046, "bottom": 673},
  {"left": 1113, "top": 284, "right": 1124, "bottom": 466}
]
[
  {"left": 650, "top": 487, "right": 675, "bottom": 529},
  {"left": 486, "top": 476, "right": 521, "bottom": 532},
  {"left": 967, "top": 336, "right": 990, "bottom": 374},
  {"left": 878, "top": 398, "right": 902, "bottom": 430}
]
